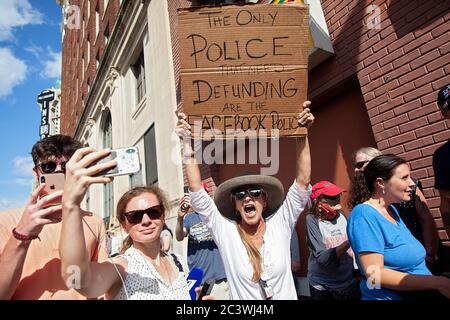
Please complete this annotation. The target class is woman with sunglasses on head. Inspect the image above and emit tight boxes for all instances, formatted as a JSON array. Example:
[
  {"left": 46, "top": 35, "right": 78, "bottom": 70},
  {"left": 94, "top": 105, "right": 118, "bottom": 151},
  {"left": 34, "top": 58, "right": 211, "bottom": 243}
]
[
  {"left": 347, "top": 154, "right": 450, "bottom": 300},
  {"left": 176, "top": 102, "right": 314, "bottom": 300},
  {"left": 59, "top": 148, "right": 199, "bottom": 300},
  {"left": 306, "top": 181, "right": 360, "bottom": 300}
]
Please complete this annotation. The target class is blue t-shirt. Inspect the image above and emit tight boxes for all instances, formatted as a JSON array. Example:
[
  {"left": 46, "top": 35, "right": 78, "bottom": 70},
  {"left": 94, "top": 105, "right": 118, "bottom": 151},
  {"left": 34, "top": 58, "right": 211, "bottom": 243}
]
[
  {"left": 184, "top": 212, "right": 226, "bottom": 282},
  {"left": 347, "top": 203, "right": 431, "bottom": 300}
]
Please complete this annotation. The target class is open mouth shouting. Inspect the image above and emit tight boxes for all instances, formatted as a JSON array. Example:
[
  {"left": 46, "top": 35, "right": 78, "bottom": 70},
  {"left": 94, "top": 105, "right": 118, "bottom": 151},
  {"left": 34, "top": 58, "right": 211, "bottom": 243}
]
[{"left": 243, "top": 204, "right": 257, "bottom": 217}]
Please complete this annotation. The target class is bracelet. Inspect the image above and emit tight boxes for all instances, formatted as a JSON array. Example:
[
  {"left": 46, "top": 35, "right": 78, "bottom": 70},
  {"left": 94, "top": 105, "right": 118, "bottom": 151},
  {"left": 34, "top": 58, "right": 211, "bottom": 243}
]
[{"left": 12, "top": 228, "right": 40, "bottom": 242}]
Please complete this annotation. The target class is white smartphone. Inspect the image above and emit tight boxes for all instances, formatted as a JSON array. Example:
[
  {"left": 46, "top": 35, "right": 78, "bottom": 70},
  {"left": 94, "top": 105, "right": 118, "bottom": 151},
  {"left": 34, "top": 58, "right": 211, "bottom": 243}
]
[
  {"left": 94, "top": 146, "right": 141, "bottom": 177},
  {"left": 39, "top": 172, "right": 65, "bottom": 208}
]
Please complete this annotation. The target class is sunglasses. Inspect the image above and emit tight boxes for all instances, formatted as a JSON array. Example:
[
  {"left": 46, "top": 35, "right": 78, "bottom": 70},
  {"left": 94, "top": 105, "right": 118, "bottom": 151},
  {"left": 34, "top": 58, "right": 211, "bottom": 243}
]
[
  {"left": 233, "top": 187, "right": 264, "bottom": 200},
  {"left": 36, "top": 161, "right": 67, "bottom": 174},
  {"left": 123, "top": 205, "right": 164, "bottom": 224},
  {"left": 354, "top": 160, "right": 368, "bottom": 170}
]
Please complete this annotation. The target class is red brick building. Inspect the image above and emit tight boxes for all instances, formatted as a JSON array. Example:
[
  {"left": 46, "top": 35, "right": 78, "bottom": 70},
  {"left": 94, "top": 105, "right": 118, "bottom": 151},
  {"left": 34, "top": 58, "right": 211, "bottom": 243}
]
[{"left": 60, "top": 0, "right": 121, "bottom": 135}]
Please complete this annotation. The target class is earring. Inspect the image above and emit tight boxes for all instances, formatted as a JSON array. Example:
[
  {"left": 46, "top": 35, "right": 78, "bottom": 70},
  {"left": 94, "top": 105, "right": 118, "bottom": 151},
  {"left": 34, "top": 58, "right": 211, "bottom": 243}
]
[{"left": 382, "top": 189, "right": 385, "bottom": 195}]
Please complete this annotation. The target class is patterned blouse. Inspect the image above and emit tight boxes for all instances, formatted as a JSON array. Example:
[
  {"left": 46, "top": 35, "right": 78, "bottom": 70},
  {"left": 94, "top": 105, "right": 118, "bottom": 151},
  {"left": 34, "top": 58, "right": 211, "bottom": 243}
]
[{"left": 113, "top": 246, "right": 191, "bottom": 300}]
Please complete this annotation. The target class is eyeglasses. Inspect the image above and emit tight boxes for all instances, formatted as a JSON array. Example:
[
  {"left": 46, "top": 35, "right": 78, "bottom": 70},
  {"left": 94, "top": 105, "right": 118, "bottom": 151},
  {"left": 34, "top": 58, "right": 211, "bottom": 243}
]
[
  {"left": 354, "top": 160, "right": 368, "bottom": 170},
  {"left": 36, "top": 161, "right": 67, "bottom": 174},
  {"left": 123, "top": 205, "right": 164, "bottom": 224},
  {"left": 233, "top": 187, "right": 264, "bottom": 200}
]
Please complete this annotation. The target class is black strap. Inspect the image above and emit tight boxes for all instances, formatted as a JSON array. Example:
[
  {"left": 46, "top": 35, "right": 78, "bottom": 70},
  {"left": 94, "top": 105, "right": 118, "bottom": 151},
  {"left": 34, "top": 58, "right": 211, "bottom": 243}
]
[{"left": 170, "top": 253, "right": 184, "bottom": 272}]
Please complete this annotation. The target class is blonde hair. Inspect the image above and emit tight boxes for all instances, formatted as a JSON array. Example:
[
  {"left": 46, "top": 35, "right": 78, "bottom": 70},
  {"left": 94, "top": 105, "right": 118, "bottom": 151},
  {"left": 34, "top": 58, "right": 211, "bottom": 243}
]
[
  {"left": 354, "top": 147, "right": 382, "bottom": 162},
  {"left": 233, "top": 189, "right": 267, "bottom": 283},
  {"left": 236, "top": 224, "right": 262, "bottom": 282}
]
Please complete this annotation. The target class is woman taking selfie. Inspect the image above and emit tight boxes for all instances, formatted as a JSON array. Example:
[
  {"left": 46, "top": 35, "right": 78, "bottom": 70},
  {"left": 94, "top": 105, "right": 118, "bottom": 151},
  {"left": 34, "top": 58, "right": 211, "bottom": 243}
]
[
  {"left": 176, "top": 102, "right": 314, "bottom": 300},
  {"left": 347, "top": 154, "right": 450, "bottom": 300},
  {"left": 59, "top": 147, "right": 194, "bottom": 300}
]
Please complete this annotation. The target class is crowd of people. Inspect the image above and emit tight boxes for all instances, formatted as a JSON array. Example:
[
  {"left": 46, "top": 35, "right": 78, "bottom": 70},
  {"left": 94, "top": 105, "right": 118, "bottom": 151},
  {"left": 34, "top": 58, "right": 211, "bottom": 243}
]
[{"left": 0, "top": 85, "right": 449, "bottom": 300}]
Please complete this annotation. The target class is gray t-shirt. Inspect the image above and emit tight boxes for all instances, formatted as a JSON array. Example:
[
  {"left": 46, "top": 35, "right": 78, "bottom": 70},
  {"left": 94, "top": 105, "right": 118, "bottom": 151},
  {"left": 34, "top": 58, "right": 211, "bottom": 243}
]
[
  {"left": 306, "top": 213, "right": 355, "bottom": 290},
  {"left": 184, "top": 212, "right": 226, "bottom": 282}
]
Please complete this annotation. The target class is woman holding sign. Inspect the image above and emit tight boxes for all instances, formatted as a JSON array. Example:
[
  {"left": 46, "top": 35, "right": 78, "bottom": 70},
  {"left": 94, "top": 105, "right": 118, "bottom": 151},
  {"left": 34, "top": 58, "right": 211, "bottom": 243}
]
[{"left": 176, "top": 101, "right": 314, "bottom": 300}]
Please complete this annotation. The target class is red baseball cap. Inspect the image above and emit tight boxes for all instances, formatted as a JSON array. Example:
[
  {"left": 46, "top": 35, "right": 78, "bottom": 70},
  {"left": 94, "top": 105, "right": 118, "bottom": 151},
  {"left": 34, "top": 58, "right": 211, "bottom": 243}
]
[
  {"left": 310, "top": 181, "right": 346, "bottom": 200},
  {"left": 202, "top": 181, "right": 209, "bottom": 193}
]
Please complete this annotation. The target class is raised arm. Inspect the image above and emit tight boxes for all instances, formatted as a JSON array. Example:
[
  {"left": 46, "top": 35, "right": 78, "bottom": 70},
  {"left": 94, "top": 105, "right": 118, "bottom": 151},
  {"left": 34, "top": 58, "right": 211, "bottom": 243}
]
[
  {"left": 296, "top": 102, "right": 314, "bottom": 190},
  {"left": 59, "top": 147, "right": 123, "bottom": 298},
  {"left": 176, "top": 113, "right": 202, "bottom": 192}
]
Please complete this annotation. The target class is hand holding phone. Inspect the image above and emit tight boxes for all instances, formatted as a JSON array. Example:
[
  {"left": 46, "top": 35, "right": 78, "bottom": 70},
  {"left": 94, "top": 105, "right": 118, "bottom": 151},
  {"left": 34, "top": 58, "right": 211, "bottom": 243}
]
[
  {"left": 93, "top": 147, "right": 140, "bottom": 177},
  {"left": 180, "top": 186, "right": 190, "bottom": 213},
  {"left": 39, "top": 172, "right": 65, "bottom": 208},
  {"left": 197, "top": 279, "right": 215, "bottom": 300}
]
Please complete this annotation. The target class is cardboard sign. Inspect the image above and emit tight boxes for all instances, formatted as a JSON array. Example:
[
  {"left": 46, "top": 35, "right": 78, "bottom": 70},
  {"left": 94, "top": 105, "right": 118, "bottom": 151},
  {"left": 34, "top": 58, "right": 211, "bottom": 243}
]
[{"left": 178, "top": 4, "right": 309, "bottom": 138}]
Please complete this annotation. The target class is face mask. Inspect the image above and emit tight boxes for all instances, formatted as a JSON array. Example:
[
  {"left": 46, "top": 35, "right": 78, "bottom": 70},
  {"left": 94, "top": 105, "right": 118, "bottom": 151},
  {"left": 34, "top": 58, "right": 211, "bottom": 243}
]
[{"left": 320, "top": 203, "right": 338, "bottom": 220}]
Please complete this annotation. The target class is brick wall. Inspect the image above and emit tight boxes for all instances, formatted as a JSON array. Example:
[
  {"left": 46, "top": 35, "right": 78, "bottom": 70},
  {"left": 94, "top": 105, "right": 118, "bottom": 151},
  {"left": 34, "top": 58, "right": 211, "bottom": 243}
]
[
  {"left": 308, "top": 0, "right": 450, "bottom": 240},
  {"left": 61, "top": 0, "right": 120, "bottom": 136}
]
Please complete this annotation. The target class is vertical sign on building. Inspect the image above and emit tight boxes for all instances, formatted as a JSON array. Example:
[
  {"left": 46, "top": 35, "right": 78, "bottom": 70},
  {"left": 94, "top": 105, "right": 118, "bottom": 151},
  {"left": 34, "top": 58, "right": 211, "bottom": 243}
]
[{"left": 37, "top": 90, "right": 55, "bottom": 140}]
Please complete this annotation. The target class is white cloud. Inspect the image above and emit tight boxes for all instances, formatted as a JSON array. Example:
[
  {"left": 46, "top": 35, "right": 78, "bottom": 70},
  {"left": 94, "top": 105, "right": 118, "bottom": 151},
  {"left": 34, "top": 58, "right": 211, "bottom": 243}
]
[
  {"left": 0, "top": 197, "right": 26, "bottom": 210},
  {"left": 0, "top": 0, "right": 43, "bottom": 41},
  {"left": 0, "top": 48, "right": 27, "bottom": 98},
  {"left": 13, "top": 178, "right": 33, "bottom": 186},
  {"left": 25, "top": 44, "right": 44, "bottom": 59},
  {"left": 41, "top": 50, "right": 62, "bottom": 79},
  {"left": 13, "top": 156, "right": 34, "bottom": 177}
]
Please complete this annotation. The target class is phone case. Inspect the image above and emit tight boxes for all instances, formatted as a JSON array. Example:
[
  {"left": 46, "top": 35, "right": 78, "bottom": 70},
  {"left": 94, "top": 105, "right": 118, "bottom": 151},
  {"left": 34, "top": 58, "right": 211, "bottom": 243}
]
[
  {"left": 39, "top": 172, "right": 65, "bottom": 207},
  {"left": 95, "top": 147, "right": 141, "bottom": 177}
]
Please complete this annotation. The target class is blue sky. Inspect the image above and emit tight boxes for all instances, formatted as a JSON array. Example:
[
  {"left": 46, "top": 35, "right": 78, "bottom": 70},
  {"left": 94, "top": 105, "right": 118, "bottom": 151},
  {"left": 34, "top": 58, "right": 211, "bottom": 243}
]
[{"left": 0, "top": 0, "right": 62, "bottom": 210}]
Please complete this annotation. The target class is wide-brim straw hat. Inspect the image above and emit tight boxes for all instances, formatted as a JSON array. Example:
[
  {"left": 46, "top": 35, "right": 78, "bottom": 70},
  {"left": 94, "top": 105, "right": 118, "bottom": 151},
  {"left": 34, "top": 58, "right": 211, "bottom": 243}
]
[{"left": 214, "top": 174, "right": 285, "bottom": 221}]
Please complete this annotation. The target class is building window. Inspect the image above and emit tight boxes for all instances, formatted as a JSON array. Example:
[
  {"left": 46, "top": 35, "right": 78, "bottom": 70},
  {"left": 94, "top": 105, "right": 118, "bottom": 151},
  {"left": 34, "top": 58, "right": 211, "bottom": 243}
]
[
  {"left": 103, "top": 112, "right": 113, "bottom": 227},
  {"left": 96, "top": 51, "right": 100, "bottom": 69},
  {"left": 87, "top": 36, "right": 90, "bottom": 70},
  {"left": 82, "top": 14, "right": 85, "bottom": 40},
  {"left": 132, "top": 51, "right": 146, "bottom": 104},
  {"left": 82, "top": 53, "right": 85, "bottom": 80},
  {"left": 95, "top": 2, "right": 100, "bottom": 38},
  {"left": 144, "top": 125, "right": 158, "bottom": 185},
  {"left": 104, "top": 25, "right": 109, "bottom": 47},
  {"left": 130, "top": 171, "right": 143, "bottom": 188}
]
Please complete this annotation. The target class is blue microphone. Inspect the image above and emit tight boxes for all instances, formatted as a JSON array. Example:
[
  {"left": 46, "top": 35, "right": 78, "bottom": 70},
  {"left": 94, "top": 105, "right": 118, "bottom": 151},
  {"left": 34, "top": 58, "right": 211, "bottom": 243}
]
[{"left": 186, "top": 268, "right": 203, "bottom": 300}]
